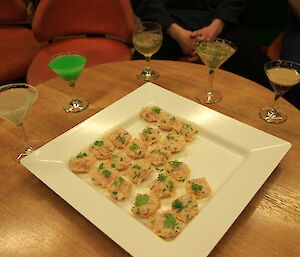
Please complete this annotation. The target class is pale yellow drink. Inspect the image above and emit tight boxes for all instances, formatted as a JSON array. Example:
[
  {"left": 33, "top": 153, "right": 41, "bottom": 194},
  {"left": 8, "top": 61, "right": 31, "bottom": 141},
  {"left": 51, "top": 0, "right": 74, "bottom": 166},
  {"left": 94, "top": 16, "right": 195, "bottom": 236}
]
[
  {"left": 259, "top": 60, "right": 300, "bottom": 124},
  {"left": 266, "top": 67, "right": 300, "bottom": 95},
  {"left": 195, "top": 41, "right": 236, "bottom": 69},
  {"left": 133, "top": 33, "right": 162, "bottom": 57},
  {"left": 0, "top": 87, "right": 37, "bottom": 125}
]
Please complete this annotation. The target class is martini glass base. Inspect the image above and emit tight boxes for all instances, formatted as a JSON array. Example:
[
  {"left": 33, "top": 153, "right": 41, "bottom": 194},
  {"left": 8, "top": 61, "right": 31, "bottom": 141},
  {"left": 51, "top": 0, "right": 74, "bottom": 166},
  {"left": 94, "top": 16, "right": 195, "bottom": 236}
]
[
  {"left": 137, "top": 68, "right": 159, "bottom": 81},
  {"left": 13, "top": 139, "right": 43, "bottom": 162},
  {"left": 196, "top": 90, "right": 222, "bottom": 104},
  {"left": 64, "top": 97, "right": 89, "bottom": 113},
  {"left": 259, "top": 107, "right": 287, "bottom": 124}
]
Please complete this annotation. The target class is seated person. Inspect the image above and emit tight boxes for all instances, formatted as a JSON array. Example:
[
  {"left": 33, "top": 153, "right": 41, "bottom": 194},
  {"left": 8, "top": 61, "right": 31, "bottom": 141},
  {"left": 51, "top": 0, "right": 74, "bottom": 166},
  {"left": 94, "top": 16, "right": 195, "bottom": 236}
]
[
  {"left": 131, "top": 0, "right": 271, "bottom": 89},
  {"left": 280, "top": 0, "right": 300, "bottom": 109}
]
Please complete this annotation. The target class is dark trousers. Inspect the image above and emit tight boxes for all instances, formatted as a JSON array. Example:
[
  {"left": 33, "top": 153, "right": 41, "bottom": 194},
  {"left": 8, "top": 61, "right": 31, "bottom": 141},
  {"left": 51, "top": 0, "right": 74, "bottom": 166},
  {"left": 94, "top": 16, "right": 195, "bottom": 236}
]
[{"left": 280, "top": 18, "right": 300, "bottom": 110}]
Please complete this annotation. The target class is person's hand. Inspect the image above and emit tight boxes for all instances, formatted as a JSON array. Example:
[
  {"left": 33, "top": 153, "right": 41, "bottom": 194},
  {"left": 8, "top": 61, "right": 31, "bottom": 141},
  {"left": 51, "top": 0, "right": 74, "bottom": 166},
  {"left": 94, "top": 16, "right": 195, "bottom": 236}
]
[
  {"left": 167, "top": 23, "right": 196, "bottom": 56},
  {"left": 192, "top": 19, "right": 225, "bottom": 40}
]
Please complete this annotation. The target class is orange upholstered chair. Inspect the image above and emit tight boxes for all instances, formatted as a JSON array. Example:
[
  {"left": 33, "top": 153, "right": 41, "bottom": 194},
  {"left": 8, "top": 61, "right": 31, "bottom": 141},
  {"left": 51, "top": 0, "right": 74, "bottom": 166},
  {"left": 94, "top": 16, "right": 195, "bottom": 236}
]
[
  {"left": 26, "top": 0, "right": 136, "bottom": 85},
  {"left": 0, "top": 0, "right": 40, "bottom": 84}
]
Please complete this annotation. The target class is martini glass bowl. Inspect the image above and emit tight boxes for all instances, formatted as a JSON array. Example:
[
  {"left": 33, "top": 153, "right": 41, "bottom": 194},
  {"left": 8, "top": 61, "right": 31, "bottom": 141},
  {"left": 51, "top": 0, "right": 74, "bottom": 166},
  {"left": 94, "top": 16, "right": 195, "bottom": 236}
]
[
  {"left": 48, "top": 52, "right": 88, "bottom": 113},
  {"left": 194, "top": 38, "right": 236, "bottom": 104},
  {"left": 259, "top": 59, "right": 300, "bottom": 124},
  {"left": 132, "top": 21, "right": 163, "bottom": 81},
  {"left": 0, "top": 83, "right": 41, "bottom": 161}
]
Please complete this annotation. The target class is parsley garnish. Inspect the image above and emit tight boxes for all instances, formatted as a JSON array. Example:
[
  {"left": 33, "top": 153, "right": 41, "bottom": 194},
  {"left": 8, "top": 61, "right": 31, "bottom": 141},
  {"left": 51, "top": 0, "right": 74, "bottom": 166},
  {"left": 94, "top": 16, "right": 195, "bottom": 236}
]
[
  {"left": 135, "top": 194, "right": 149, "bottom": 207},
  {"left": 167, "top": 180, "right": 174, "bottom": 189},
  {"left": 172, "top": 199, "right": 184, "bottom": 212},
  {"left": 132, "top": 165, "right": 141, "bottom": 169},
  {"left": 157, "top": 174, "right": 167, "bottom": 182},
  {"left": 142, "top": 127, "right": 152, "bottom": 135},
  {"left": 169, "top": 161, "right": 182, "bottom": 168},
  {"left": 164, "top": 213, "right": 176, "bottom": 228},
  {"left": 152, "top": 107, "right": 161, "bottom": 114},
  {"left": 109, "top": 154, "right": 118, "bottom": 159},
  {"left": 192, "top": 183, "right": 203, "bottom": 192},
  {"left": 102, "top": 169, "right": 111, "bottom": 177},
  {"left": 113, "top": 177, "right": 125, "bottom": 185},
  {"left": 94, "top": 140, "right": 104, "bottom": 146},
  {"left": 76, "top": 152, "right": 87, "bottom": 158},
  {"left": 166, "top": 135, "right": 174, "bottom": 140},
  {"left": 129, "top": 143, "right": 138, "bottom": 150},
  {"left": 98, "top": 163, "right": 104, "bottom": 170},
  {"left": 117, "top": 135, "right": 126, "bottom": 144}
]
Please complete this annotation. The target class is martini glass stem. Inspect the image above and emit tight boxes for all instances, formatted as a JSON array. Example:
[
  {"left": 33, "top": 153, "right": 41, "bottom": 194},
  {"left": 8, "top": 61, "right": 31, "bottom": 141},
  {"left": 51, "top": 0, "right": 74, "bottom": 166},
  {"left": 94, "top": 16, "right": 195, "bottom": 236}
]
[
  {"left": 69, "top": 81, "right": 76, "bottom": 99},
  {"left": 273, "top": 91, "right": 281, "bottom": 107},
  {"left": 207, "top": 69, "right": 215, "bottom": 93},
  {"left": 17, "top": 123, "right": 29, "bottom": 146},
  {"left": 264, "top": 91, "right": 283, "bottom": 121},
  {"left": 144, "top": 56, "right": 151, "bottom": 73}
]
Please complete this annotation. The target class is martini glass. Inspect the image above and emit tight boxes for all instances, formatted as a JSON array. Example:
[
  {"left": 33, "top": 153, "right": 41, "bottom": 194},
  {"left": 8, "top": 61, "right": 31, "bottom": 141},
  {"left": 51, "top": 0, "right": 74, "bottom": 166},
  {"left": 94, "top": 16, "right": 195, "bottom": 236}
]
[
  {"left": 259, "top": 60, "right": 300, "bottom": 124},
  {"left": 48, "top": 52, "right": 88, "bottom": 113},
  {"left": 194, "top": 38, "right": 236, "bottom": 104},
  {"left": 132, "top": 21, "right": 163, "bottom": 81},
  {"left": 0, "top": 83, "right": 41, "bottom": 161}
]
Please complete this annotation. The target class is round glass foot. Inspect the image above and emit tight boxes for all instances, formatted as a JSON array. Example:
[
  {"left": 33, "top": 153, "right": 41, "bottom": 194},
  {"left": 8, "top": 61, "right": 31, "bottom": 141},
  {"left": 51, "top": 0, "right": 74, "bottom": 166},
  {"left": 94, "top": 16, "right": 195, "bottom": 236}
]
[
  {"left": 137, "top": 68, "right": 159, "bottom": 81},
  {"left": 259, "top": 107, "right": 287, "bottom": 124},
  {"left": 196, "top": 90, "right": 222, "bottom": 104},
  {"left": 13, "top": 139, "right": 43, "bottom": 162},
  {"left": 64, "top": 97, "right": 88, "bottom": 113}
]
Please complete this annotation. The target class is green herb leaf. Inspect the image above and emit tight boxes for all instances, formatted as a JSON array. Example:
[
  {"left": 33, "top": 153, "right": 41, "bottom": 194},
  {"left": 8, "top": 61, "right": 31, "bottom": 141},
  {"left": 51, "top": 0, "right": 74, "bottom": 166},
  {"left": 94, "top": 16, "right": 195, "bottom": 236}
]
[
  {"left": 135, "top": 194, "right": 149, "bottom": 207},
  {"left": 152, "top": 107, "right": 161, "bottom": 114},
  {"left": 164, "top": 213, "right": 176, "bottom": 227},
  {"left": 129, "top": 143, "right": 138, "bottom": 150},
  {"left": 172, "top": 199, "right": 184, "bottom": 212},
  {"left": 76, "top": 152, "right": 87, "bottom": 158},
  {"left": 166, "top": 135, "right": 174, "bottom": 140},
  {"left": 167, "top": 180, "right": 174, "bottom": 189},
  {"left": 102, "top": 169, "right": 111, "bottom": 177},
  {"left": 94, "top": 140, "right": 104, "bottom": 146},
  {"left": 157, "top": 174, "right": 167, "bottom": 182},
  {"left": 117, "top": 135, "right": 126, "bottom": 144},
  {"left": 192, "top": 183, "right": 203, "bottom": 192},
  {"left": 98, "top": 163, "right": 104, "bottom": 170},
  {"left": 142, "top": 127, "right": 152, "bottom": 135},
  {"left": 132, "top": 165, "right": 141, "bottom": 169},
  {"left": 113, "top": 177, "right": 125, "bottom": 185},
  {"left": 169, "top": 161, "right": 182, "bottom": 168}
]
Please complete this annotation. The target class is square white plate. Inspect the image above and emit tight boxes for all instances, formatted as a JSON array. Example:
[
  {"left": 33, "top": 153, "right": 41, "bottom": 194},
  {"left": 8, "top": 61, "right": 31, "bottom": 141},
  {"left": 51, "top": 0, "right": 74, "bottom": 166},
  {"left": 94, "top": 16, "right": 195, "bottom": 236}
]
[{"left": 21, "top": 82, "right": 291, "bottom": 257}]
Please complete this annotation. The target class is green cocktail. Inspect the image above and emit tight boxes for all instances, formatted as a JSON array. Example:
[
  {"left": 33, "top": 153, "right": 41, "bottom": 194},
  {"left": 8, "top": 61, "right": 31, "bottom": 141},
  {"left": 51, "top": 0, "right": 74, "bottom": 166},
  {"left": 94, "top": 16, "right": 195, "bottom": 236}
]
[
  {"left": 48, "top": 52, "right": 88, "bottom": 113},
  {"left": 48, "top": 55, "right": 86, "bottom": 83}
]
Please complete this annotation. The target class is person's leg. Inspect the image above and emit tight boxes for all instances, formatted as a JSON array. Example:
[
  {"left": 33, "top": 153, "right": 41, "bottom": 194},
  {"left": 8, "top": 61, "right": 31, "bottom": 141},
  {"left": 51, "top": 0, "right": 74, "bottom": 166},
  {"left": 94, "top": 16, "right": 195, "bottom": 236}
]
[
  {"left": 281, "top": 19, "right": 300, "bottom": 63},
  {"left": 219, "top": 24, "right": 271, "bottom": 89},
  {"left": 280, "top": 19, "right": 300, "bottom": 110}
]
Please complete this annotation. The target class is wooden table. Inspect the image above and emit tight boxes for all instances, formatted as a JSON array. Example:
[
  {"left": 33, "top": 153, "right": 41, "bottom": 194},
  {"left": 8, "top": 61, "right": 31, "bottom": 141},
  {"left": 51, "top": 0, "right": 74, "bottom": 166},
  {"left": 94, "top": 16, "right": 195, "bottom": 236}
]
[{"left": 1, "top": 60, "right": 299, "bottom": 257}]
